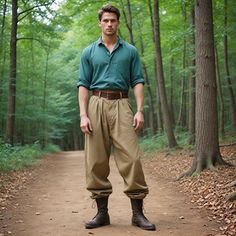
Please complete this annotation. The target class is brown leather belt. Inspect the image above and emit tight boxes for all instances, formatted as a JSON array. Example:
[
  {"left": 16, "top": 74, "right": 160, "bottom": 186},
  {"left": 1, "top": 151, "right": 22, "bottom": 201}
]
[{"left": 92, "top": 90, "right": 128, "bottom": 100}]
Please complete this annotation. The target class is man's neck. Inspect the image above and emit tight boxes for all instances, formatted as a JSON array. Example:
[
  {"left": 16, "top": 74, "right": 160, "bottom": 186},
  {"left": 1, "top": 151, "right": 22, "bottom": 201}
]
[{"left": 101, "top": 34, "right": 118, "bottom": 46}]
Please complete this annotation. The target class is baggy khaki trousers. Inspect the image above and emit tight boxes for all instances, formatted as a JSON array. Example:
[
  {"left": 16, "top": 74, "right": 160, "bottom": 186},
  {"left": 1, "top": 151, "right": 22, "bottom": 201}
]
[{"left": 85, "top": 95, "right": 149, "bottom": 199}]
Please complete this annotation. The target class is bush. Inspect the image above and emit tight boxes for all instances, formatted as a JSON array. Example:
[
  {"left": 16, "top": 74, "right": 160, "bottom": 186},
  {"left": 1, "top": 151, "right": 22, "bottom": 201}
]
[
  {"left": 140, "top": 133, "right": 168, "bottom": 153},
  {"left": 140, "top": 131, "right": 193, "bottom": 153},
  {"left": 0, "top": 141, "right": 60, "bottom": 172},
  {"left": 44, "top": 144, "right": 61, "bottom": 153}
]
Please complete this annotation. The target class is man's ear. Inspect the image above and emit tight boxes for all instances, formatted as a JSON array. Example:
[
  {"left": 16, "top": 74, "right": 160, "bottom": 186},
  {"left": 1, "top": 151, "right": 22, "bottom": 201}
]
[{"left": 98, "top": 20, "right": 101, "bottom": 27}]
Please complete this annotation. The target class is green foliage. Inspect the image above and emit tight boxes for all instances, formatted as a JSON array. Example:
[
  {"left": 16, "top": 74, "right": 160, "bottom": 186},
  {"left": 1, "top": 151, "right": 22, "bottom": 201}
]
[
  {"left": 43, "top": 143, "right": 61, "bottom": 153},
  {"left": 140, "top": 131, "right": 193, "bottom": 153},
  {"left": 140, "top": 133, "right": 168, "bottom": 153},
  {"left": 0, "top": 0, "right": 235, "bottom": 150},
  {"left": 0, "top": 140, "right": 60, "bottom": 172}
]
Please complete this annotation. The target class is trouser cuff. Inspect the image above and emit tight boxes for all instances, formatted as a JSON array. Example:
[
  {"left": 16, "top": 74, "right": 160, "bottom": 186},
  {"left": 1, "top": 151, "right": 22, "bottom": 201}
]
[{"left": 126, "top": 190, "right": 149, "bottom": 199}]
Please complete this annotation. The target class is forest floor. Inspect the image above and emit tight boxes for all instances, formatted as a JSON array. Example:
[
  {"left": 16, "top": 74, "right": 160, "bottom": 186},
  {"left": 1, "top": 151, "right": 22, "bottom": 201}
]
[{"left": 0, "top": 145, "right": 235, "bottom": 236}]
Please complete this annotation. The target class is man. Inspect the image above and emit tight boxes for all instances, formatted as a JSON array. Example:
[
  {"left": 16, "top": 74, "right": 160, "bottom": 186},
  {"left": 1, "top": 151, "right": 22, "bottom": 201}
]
[{"left": 77, "top": 4, "right": 156, "bottom": 231}]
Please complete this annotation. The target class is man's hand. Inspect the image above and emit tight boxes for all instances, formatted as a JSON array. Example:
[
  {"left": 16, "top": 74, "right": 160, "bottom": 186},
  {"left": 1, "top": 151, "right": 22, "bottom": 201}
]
[
  {"left": 80, "top": 115, "right": 93, "bottom": 134},
  {"left": 133, "top": 111, "right": 144, "bottom": 131}
]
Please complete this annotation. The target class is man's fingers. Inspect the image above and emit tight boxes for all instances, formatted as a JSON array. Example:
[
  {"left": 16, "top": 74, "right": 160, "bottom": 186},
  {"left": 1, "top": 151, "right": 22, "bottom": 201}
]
[
  {"left": 88, "top": 123, "right": 93, "bottom": 132},
  {"left": 134, "top": 120, "right": 144, "bottom": 131},
  {"left": 81, "top": 124, "right": 92, "bottom": 134}
]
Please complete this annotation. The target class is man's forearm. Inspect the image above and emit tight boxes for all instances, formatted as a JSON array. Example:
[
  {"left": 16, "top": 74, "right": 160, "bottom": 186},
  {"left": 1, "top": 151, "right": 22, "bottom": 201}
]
[
  {"left": 78, "top": 86, "right": 89, "bottom": 117},
  {"left": 133, "top": 83, "right": 144, "bottom": 113}
]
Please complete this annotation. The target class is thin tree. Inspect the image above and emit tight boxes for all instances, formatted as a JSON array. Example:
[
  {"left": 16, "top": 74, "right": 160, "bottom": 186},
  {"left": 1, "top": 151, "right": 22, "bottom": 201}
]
[
  {"left": 215, "top": 47, "right": 225, "bottom": 137},
  {"left": 139, "top": 30, "right": 155, "bottom": 134},
  {"left": 0, "top": 0, "right": 7, "bottom": 132},
  {"left": 5, "top": 0, "right": 55, "bottom": 144},
  {"left": 168, "top": 55, "right": 175, "bottom": 126},
  {"left": 177, "top": 1, "right": 187, "bottom": 128},
  {"left": 147, "top": 0, "right": 162, "bottom": 132},
  {"left": 179, "top": 0, "right": 228, "bottom": 178},
  {"left": 120, "top": 1, "right": 155, "bottom": 133},
  {"left": 223, "top": 0, "right": 236, "bottom": 132},
  {"left": 119, "top": 0, "right": 134, "bottom": 45},
  {"left": 42, "top": 44, "right": 50, "bottom": 148},
  {"left": 153, "top": 0, "right": 177, "bottom": 148},
  {"left": 5, "top": 0, "right": 17, "bottom": 144}
]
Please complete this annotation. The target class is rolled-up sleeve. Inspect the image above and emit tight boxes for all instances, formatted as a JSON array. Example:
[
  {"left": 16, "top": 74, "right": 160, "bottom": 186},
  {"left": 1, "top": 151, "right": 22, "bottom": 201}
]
[
  {"left": 130, "top": 48, "right": 145, "bottom": 88},
  {"left": 77, "top": 48, "right": 92, "bottom": 89}
]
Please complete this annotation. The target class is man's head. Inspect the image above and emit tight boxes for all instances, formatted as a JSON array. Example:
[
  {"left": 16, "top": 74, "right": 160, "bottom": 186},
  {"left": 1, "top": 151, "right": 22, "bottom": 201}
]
[
  {"left": 98, "top": 4, "right": 120, "bottom": 21},
  {"left": 98, "top": 4, "right": 120, "bottom": 37}
]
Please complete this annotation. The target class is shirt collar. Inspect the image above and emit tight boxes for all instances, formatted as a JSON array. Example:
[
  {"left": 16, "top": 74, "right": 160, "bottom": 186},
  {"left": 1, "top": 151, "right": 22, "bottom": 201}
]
[{"left": 97, "top": 36, "right": 123, "bottom": 46}]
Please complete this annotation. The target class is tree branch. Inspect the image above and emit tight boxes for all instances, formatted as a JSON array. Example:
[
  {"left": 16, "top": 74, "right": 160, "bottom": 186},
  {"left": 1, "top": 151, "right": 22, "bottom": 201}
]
[
  {"left": 119, "top": 0, "right": 131, "bottom": 32},
  {"left": 17, "top": 37, "right": 48, "bottom": 48},
  {"left": 17, "top": 0, "right": 56, "bottom": 18},
  {"left": 17, "top": 10, "right": 33, "bottom": 22}
]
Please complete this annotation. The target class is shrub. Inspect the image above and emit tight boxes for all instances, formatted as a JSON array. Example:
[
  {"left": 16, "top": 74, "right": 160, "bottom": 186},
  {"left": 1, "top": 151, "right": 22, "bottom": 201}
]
[{"left": 0, "top": 141, "right": 60, "bottom": 172}]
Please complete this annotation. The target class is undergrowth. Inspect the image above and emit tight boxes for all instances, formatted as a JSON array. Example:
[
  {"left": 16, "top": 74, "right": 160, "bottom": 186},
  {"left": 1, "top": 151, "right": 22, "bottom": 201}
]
[
  {"left": 0, "top": 141, "right": 60, "bottom": 172},
  {"left": 140, "top": 131, "right": 236, "bottom": 153},
  {"left": 140, "top": 131, "right": 193, "bottom": 153}
]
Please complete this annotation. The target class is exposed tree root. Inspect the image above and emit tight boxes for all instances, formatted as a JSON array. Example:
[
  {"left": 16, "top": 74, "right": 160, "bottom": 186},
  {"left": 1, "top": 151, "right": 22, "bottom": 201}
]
[
  {"left": 225, "top": 191, "right": 236, "bottom": 201},
  {"left": 177, "top": 165, "right": 196, "bottom": 180},
  {"left": 217, "top": 155, "right": 234, "bottom": 166},
  {"left": 225, "top": 180, "right": 236, "bottom": 188},
  {"left": 177, "top": 153, "right": 234, "bottom": 180},
  {"left": 220, "top": 142, "right": 236, "bottom": 147},
  {"left": 225, "top": 180, "right": 236, "bottom": 201}
]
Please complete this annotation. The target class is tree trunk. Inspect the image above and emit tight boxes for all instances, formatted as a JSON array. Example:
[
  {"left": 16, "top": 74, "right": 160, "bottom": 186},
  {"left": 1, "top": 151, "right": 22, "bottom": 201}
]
[
  {"left": 121, "top": 0, "right": 156, "bottom": 135},
  {"left": 0, "top": 0, "right": 7, "bottom": 89},
  {"left": 0, "top": 0, "right": 7, "bottom": 79},
  {"left": 20, "top": 71, "right": 30, "bottom": 145},
  {"left": 0, "top": 0, "right": 7, "bottom": 133},
  {"left": 147, "top": 0, "right": 163, "bottom": 132},
  {"left": 42, "top": 46, "right": 50, "bottom": 148},
  {"left": 215, "top": 47, "right": 225, "bottom": 137},
  {"left": 125, "top": 0, "right": 134, "bottom": 45},
  {"left": 224, "top": 0, "right": 236, "bottom": 132},
  {"left": 177, "top": 2, "right": 187, "bottom": 128},
  {"left": 180, "top": 0, "right": 227, "bottom": 178},
  {"left": 153, "top": 0, "right": 177, "bottom": 148},
  {"left": 5, "top": 0, "right": 17, "bottom": 145},
  {"left": 142, "top": 62, "right": 155, "bottom": 135},
  {"left": 138, "top": 26, "right": 155, "bottom": 135},
  {"left": 168, "top": 56, "right": 175, "bottom": 126},
  {"left": 72, "top": 125, "right": 79, "bottom": 150},
  {"left": 120, "top": 0, "right": 134, "bottom": 45},
  {"left": 188, "top": 7, "right": 196, "bottom": 145},
  {"left": 177, "top": 49, "right": 186, "bottom": 128}
]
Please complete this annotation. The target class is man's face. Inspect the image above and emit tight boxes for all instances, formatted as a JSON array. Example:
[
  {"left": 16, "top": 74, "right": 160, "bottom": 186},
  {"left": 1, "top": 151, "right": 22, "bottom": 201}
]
[{"left": 99, "top": 12, "right": 119, "bottom": 36}]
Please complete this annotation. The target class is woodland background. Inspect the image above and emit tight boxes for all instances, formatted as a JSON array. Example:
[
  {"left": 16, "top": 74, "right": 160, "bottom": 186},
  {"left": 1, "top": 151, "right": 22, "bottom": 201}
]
[
  {"left": 0, "top": 0, "right": 235, "bottom": 150},
  {"left": 0, "top": 1, "right": 236, "bottom": 235}
]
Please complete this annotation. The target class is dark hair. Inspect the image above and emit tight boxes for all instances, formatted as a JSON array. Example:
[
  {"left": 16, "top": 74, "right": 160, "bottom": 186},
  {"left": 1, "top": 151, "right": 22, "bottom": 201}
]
[{"left": 98, "top": 4, "right": 120, "bottom": 21}]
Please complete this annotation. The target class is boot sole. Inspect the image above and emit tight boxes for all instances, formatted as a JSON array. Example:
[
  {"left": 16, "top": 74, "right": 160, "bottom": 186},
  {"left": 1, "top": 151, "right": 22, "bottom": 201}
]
[
  {"left": 132, "top": 222, "right": 156, "bottom": 231},
  {"left": 85, "top": 221, "right": 110, "bottom": 229}
]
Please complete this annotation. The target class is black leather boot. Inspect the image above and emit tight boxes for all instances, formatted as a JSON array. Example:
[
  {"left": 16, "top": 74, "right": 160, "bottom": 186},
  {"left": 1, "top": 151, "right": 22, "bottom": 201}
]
[
  {"left": 85, "top": 197, "right": 110, "bottom": 229},
  {"left": 131, "top": 199, "right": 156, "bottom": 231}
]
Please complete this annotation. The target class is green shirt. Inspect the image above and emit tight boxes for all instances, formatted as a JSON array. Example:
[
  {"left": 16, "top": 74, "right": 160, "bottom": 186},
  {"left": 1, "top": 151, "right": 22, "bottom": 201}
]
[{"left": 77, "top": 37, "right": 144, "bottom": 91}]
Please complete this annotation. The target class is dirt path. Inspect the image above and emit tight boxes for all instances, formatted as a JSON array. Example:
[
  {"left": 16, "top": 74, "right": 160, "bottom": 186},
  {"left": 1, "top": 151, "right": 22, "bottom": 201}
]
[{"left": 0, "top": 151, "right": 219, "bottom": 236}]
